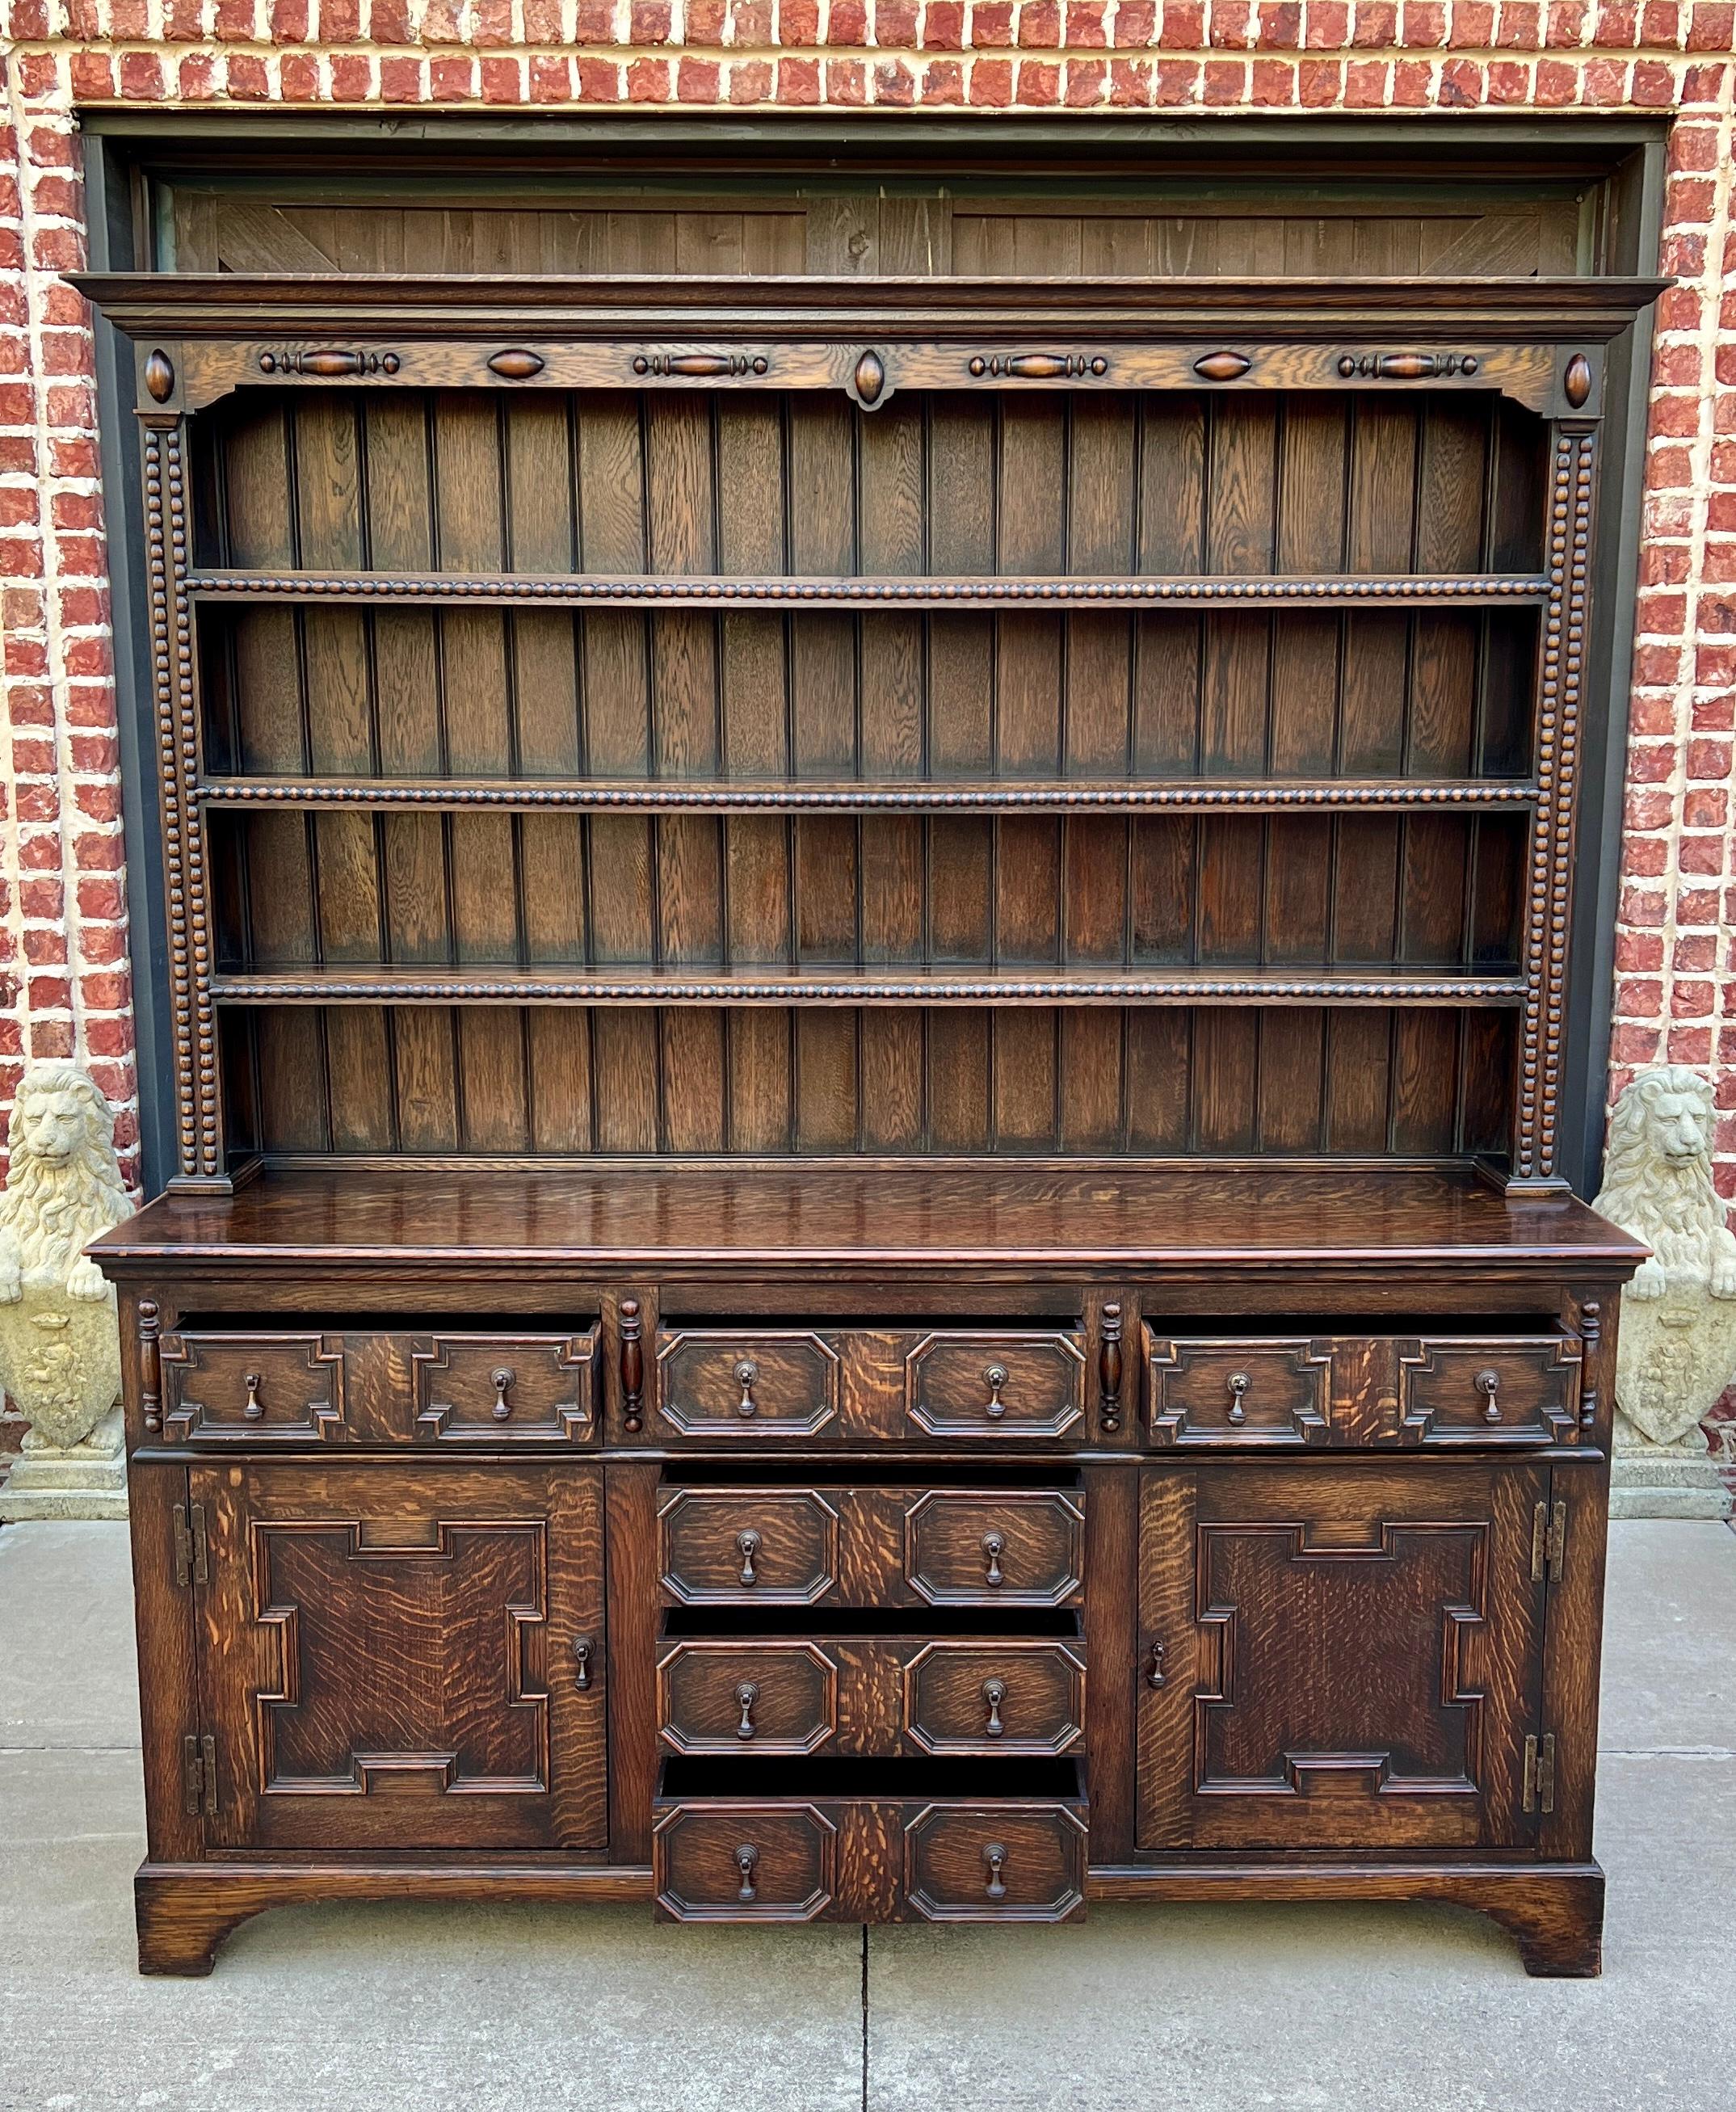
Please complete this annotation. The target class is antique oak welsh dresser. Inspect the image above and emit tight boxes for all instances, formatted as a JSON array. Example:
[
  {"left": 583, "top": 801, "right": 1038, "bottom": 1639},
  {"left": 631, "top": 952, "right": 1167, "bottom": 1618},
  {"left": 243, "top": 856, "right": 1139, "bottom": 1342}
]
[{"left": 75, "top": 152, "right": 1659, "bottom": 1976}]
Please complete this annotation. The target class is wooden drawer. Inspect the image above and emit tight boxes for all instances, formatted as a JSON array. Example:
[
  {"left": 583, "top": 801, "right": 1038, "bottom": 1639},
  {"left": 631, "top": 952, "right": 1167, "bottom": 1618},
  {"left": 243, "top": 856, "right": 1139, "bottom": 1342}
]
[
  {"left": 656, "top": 1329, "right": 840, "bottom": 1437},
  {"left": 652, "top": 1323, "right": 1087, "bottom": 1445},
  {"left": 658, "top": 1485, "right": 1085, "bottom": 1608},
  {"left": 162, "top": 1330, "right": 346, "bottom": 1444},
  {"left": 658, "top": 1635, "right": 1085, "bottom": 1758},
  {"left": 410, "top": 1331, "right": 598, "bottom": 1445},
  {"left": 652, "top": 1767, "right": 1087, "bottom": 1923},
  {"left": 1144, "top": 1330, "right": 1585, "bottom": 1449},
  {"left": 906, "top": 1331, "right": 1087, "bottom": 1441},
  {"left": 1146, "top": 1336, "right": 1331, "bottom": 1447},
  {"left": 156, "top": 1324, "right": 601, "bottom": 1446},
  {"left": 1394, "top": 1336, "right": 1582, "bottom": 1445}
]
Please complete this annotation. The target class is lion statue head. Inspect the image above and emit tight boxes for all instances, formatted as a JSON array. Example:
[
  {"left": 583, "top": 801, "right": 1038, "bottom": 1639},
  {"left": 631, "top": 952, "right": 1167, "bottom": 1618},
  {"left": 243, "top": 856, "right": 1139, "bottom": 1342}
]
[
  {"left": 0, "top": 1062, "right": 130, "bottom": 1284},
  {"left": 1595, "top": 1066, "right": 1730, "bottom": 1278}
]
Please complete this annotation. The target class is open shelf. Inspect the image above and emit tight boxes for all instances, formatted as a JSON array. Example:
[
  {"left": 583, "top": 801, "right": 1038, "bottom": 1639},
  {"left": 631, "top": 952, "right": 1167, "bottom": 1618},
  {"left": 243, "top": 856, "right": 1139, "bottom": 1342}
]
[
  {"left": 197, "top": 775, "right": 1542, "bottom": 814},
  {"left": 210, "top": 964, "right": 1527, "bottom": 1008},
  {"left": 186, "top": 568, "right": 1553, "bottom": 611}
]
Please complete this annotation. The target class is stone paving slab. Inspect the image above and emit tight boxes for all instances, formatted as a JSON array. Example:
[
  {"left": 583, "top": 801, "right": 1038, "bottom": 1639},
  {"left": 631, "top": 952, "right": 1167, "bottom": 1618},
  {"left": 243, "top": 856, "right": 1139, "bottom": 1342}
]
[{"left": 1, "top": 1517, "right": 1730, "bottom": 2112}]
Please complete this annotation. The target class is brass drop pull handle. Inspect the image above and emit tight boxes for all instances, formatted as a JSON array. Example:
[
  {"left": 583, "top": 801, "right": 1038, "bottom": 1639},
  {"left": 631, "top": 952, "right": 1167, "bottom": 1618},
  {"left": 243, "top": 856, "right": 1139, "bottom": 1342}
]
[
  {"left": 737, "top": 1528, "right": 762, "bottom": 1587},
  {"left": 734, "top": 1681, "right": 759, "bottom": 1740},
  {"left": 1226, "top": 1372, "right": 1250, "bottom": 1425},
  {"left": 1476, "top": 1368, "right": 1503, "bottom": 1424},
  {"left": 490, "top": 1366, "right": 514, "bottom": 1422},
  {"left": 573, "top": 1635, "right": 593, "bottom": 1691},
  {"left": 982, "top": 1841, "right": 1008, "bottom": 1901},
  {"left": 1147, "top": 1639, "right": 1167, "bottom": 1689},
  {"left": 982, "top": 1364, "right": 1009, "bottom": 1419},
  {"left": 734, "top": 1843, "right": 759, "bottom": 1903},
  {"left": 981, "top": 1530, "right": 1005, "bottom": 1588},
  {"left": 242, "top": 1372, "right": 263, "bottom": 1421},
  {"left": 733, "top": 1358, "right": 759, "bottom": 1418},
  {"left": 982, "top": 1677, "right": 1007, "bottom": 1739}
]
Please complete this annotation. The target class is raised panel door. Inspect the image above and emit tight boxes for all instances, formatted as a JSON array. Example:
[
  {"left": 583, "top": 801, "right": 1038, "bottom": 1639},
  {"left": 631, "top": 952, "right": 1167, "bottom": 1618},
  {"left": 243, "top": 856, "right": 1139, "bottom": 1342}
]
[
  {"left": 190, "top": 1462, "right": 606, "bottom": 1851},
  {"left": 1135, "top": 1461, "right": 1548, "bottom": 1851}
]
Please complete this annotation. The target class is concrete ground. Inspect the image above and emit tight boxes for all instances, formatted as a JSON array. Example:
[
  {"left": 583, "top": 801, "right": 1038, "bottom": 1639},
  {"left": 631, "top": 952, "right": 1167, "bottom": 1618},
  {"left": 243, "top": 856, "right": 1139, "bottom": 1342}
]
[{"left": 1, "top": 1520, "right": 1731, "bottom": 2112}]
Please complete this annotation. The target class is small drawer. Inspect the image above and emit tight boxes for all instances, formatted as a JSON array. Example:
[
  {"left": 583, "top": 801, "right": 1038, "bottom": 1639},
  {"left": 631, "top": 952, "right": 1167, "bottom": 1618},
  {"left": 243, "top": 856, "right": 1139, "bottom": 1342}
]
[
  {"left": 1395, "top": 1336, "right": 1582, "bottom": 1445},
  {"left": 660, "top": 1487, "right": 841, "bottom": 1605},
  {"left": 653, "top": 1764, "right": 1087, "bottom": 1923},
  {"left": 658, "top": 1634, "right": 1085, "bottom": 1759},
  {"left": 410, "top": 1331, "right": 598, "bottom": 1444},
  {"left": 904, "top": 1640, "right": 1085, "bottom": 1757},
  {"left": 1145, "top": 1336, "right": 1331, "bottom": 1447},
  {"left": 660, "top": 1641, "right": 838, "bottom": 1756},
  {"left": 903, "top": 1801, "right": 1087, "bottom": 1923},
  {"left": 654, "top": 1801, "right": 837, "bottom": 1921},
  {"left": 160, "top": 1331, "right": 346, "bottom": 1444},
  {"left": 904, "top": 1489, "right": 1085, "bottom": 1607},
  {"left": 658, "top": 1485, "right": 1084, "bottom": 1609},
  {"left": 906, "top": 1330, "right": 1086, "bottom": 1441},
  {"left": 657, "top": 1329, "right": 839, "bottom": 1438}
]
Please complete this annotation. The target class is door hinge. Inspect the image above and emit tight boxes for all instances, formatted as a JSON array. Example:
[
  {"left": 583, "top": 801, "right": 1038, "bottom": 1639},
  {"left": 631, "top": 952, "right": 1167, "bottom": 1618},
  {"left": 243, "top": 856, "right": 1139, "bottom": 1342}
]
[
  {"left": 1529, "top": 1498, "right": 1566, "bottom": 1584},
  {"left": 1522, "top": 1731, "right": 1557, "bottom": 1815},
  {"left": 182, "top": 1731, "right": 218, "bottom": 1817},
  {"left": 172, "top": 1501, "right": 209, "bottom": 1588}
]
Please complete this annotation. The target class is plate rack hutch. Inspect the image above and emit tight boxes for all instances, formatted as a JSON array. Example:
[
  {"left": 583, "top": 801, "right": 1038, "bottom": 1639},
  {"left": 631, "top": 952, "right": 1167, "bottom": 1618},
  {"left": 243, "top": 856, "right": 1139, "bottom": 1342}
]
[{"left": 77, "top": 253, "right": 1654, "bottom": 1975}]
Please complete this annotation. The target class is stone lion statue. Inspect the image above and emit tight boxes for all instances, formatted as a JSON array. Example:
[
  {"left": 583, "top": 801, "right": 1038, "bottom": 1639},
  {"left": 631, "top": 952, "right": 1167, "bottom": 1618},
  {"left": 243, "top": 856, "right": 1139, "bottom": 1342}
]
[
  {"left": 1593, "top": 1066, "right": 1736, "bottom": 1451},
  {"left": 0, "top": 1062, "right": 130, "bottom": 1452}
]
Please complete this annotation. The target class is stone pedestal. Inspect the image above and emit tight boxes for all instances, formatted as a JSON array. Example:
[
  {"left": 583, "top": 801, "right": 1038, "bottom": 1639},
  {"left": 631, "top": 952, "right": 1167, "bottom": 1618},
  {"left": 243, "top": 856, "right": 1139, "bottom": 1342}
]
[
  {"left": 1610, "top": 1428, "right": 1733, "bottom": 1522},
  {"left": 0, "top": 1404, "right": 128, "bottom": 1521}
]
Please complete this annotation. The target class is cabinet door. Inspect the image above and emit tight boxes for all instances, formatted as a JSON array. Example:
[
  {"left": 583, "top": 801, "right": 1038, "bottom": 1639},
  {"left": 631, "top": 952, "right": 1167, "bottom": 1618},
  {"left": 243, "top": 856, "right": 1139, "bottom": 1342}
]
[
  {"left": 1136, "top": 1462, "right": 1546, "bottom": 1852},
  {"left": 191, "top": 1462, "right": 605, "bottom": 1852}
]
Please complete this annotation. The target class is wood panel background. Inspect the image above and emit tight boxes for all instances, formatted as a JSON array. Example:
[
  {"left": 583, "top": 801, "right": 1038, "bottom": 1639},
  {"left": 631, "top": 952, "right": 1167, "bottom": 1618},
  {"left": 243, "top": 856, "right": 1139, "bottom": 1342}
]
[
  {"left": 221, "top": 1002, "right": 1515, "bottom": 1161},
  {"left": 166, "top": 187, "right": 1588, "bottom": 282}
]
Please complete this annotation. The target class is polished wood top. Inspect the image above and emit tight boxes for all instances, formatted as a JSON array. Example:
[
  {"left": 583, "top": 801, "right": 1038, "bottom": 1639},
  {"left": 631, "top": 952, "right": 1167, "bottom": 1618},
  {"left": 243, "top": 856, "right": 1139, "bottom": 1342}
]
[{"left": 91, "top": 1166, "right": 1646, "bottom": 1277}]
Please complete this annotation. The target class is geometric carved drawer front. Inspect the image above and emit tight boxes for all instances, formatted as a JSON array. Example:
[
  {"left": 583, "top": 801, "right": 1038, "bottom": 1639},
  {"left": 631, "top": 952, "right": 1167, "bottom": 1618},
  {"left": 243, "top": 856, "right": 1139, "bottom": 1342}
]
[
  {"left": 658, "top": 1641, "right": 838, "bottom": 1756},
  {"left": 659, "top": 1487, "right": 841, "bottom": 1605},
  {"left": 904, "top": 1641, "right": 1085, "bottom": 1757},
  {"left": 903, "top": 1490, "right": 1085, "bottom": 1606},
  {"left": 410, "top": 1330, "right": 599, "bottom": 1444},
  {"left": 658, "top": 1634, "right": 1084, "bottom": 1758},
  {"left": 905, "top": 1331, "right": 1086, "bottom": 1441},
  {"left": 654, "top": 1803, "right": 838, "bottom": 1921},
  {"left": 161, "top": 1332, "right": 345, "bottom": 1444},
  {"left": 652, "top": 1794, "right": 1086, "bottom": 1922},
  {"left": 1394, "top": 1336, "right": 1582, "bottom": 1445},
  {"left": 656, "top": 1330, "right": 841, "bottom": 1438},
  {"left": 1145, "top": 1336, "right": 1331, "bottom": 1447},
  {"left": 903, "top": 1803, "right": 1087, "bottom": 1923}
]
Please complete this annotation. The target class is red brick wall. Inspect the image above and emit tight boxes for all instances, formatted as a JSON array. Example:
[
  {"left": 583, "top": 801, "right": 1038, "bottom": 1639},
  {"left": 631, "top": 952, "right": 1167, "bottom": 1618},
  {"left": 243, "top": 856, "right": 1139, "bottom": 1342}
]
[{"left": 1, "top": 10, "right": 1731, "bottom": 1432}]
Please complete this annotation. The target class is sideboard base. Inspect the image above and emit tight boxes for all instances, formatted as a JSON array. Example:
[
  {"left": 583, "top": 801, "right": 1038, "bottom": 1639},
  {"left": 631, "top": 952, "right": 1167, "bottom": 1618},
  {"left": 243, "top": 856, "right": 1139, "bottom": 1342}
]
[{"left": 135, "top": 1855, "right": 1604, "bottom": 1979}]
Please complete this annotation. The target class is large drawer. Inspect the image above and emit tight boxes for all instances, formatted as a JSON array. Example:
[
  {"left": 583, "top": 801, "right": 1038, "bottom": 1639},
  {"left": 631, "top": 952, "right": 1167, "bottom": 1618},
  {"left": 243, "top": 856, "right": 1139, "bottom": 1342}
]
[
  {"left": 658, "top": 1634, "right": 1086, "bottom": 1758},
  {"left": 1144, "top": 1328, "right": 1583, "bottom": 1448},
  {"left": 654, "top": 1323, "right": 1087, "bottom": 1445},
  {"left": 154, "top": 1323, "right": 601, "bottom": 1446},
  {"left": 652, "top": 1761, "right": 1087, "bottom": 1923},
  {"left": 658, "top": 1484, "right": 1086, "bottom": 1608}
]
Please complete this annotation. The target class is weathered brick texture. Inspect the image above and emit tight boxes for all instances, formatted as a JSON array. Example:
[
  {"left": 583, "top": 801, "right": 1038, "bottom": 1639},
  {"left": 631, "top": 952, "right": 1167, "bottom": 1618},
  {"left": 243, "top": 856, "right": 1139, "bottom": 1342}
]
[{"left": 0, "top": 3, "right": 1733, "bottom": 1449}]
